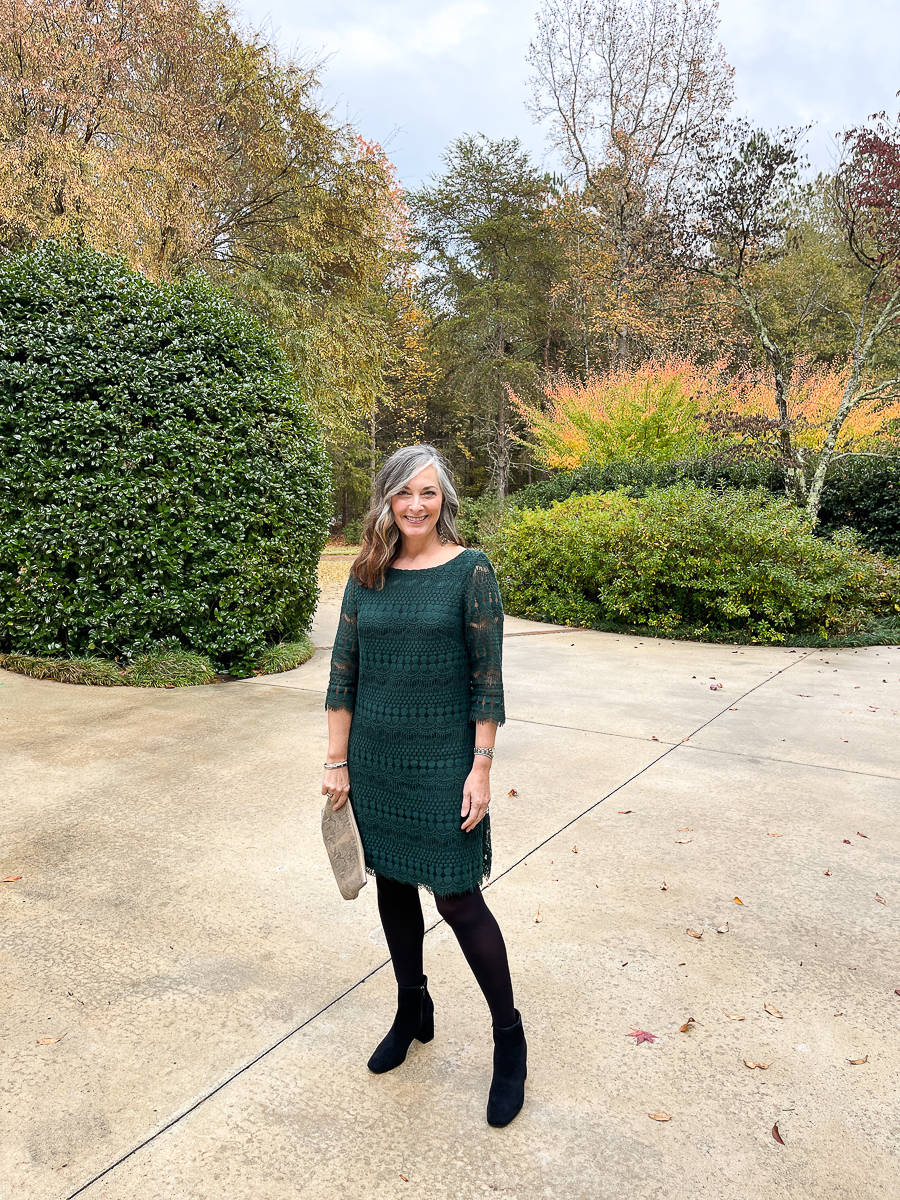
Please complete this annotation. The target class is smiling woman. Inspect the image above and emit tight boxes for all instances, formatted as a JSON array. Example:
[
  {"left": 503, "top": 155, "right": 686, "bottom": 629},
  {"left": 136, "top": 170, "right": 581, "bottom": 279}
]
[{"left": 320, "top": 444, "right": 527, "bottom": 1128}]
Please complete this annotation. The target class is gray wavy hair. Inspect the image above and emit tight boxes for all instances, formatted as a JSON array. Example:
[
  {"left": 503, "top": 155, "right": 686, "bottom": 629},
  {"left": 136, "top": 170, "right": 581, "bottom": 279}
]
[{"left": 351, "top": 445, "right": 464, "bottom": 588}]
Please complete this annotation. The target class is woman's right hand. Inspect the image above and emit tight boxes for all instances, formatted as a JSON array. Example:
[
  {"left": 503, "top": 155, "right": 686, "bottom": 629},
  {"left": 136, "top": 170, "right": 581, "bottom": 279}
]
[{"left": 322, "top": 765, "right": 350, "bottom": 811}]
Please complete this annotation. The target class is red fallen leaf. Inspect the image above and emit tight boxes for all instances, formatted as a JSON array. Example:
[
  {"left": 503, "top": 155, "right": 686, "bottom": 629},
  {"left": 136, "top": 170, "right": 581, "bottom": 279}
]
[
  {"left": 843, "top": 839, "right": 851, "bottom": 845},
  {"left": 618, "top": 810, "right": 633, "bottom": 814},
  {"left": 857, "top": 832, "right": 869, "bottom": 838},
  {"left": 894, "top": 989, "right": 900, "bottom": 997},
  {"left": 627, "top": 1028, "right": 657, "bottom": 1045},
  {"left": 651, "top": 735, "right": 659, "bottom": 741},
  {"left": 2, "top": 875, "right": 22, "bottom": 882},
  {"left": 507, "top": 789, "right": 518, "bottom": 796},
  {"left": 772, "top": 1123, "right": 785, "bottom": 1146}
]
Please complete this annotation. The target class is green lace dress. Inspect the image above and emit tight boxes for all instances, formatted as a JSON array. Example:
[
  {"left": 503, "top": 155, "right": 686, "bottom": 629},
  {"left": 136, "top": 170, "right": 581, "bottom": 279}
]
[{"left": 325, "top": 548, "right": 505, "bottom": 897}]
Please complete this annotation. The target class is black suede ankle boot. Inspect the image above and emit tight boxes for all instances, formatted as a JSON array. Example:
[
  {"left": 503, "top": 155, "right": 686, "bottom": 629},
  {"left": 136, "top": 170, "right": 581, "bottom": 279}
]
[
  {"left": 367, "top": 977, "right": 435, "bottom": 1074},
  {"left": 486, "top": 1009, "right": 527, "bottom": 1127}
]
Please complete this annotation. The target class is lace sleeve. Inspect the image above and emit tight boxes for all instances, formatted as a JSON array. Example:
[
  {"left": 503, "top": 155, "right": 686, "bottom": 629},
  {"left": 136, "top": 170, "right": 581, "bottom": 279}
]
[
  {"left": 465, "top": 556, "right": 505, "bottom": 726},
  {"left": 325, "top": 575, "right": 359, "bottom": 714}
]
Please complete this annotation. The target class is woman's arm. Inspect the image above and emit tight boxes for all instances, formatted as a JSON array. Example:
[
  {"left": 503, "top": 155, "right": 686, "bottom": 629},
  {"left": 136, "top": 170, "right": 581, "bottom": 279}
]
[
  {"left": 461, "top": 719, "right": 498, "bottom": 832},
  {"left": 322, "top": 707, "right": 352, "bottom": 811}
]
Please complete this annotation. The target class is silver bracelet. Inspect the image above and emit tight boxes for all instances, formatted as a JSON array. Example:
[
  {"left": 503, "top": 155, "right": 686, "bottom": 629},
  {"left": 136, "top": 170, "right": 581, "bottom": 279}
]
[
  {"left": 473, "top": 747, "right": 494, "bottom": 760},
  {"left": 324, "top": 759, "right": 348, "bottom": 770}
]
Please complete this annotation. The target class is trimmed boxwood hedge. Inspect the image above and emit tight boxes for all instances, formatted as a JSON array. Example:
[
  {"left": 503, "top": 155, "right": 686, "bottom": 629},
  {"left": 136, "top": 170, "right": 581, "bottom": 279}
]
[{"left": 0, "top": 243, "right": 331, "bottom": 674}]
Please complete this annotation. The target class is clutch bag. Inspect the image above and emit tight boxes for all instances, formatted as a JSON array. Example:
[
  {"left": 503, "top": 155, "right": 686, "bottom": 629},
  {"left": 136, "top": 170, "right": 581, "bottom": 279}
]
[{"left": 321, "top": 793, "right": 367, "bottom": 900}]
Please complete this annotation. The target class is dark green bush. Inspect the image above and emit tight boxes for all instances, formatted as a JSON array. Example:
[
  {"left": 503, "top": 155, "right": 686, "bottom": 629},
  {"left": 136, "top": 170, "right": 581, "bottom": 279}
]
[
  {"left": 491, "top": 484, "right": 899, "bottom": 642},
  {"left": 506, "top": 454, "right": 900, "bottom": 557},
  {"left": 0, "top": 243, "right": 331, "bottom": 674}
]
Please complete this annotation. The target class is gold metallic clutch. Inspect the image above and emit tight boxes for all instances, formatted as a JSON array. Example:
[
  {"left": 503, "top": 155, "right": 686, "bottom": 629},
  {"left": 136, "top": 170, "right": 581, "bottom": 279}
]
[{"left": 321, "top": 794, "right": 367, "bottom": 900}]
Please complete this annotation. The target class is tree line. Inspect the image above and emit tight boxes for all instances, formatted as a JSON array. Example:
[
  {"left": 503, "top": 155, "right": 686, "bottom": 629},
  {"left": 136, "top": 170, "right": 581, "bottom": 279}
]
[{"left": 3, "top": 0, "right": 899, "bottom": 525}]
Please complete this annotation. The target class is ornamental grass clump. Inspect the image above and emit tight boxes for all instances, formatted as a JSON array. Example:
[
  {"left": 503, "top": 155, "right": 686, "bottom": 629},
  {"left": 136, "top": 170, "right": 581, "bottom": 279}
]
[
  {"left": 0, "top": 243, "right": 331, "bottom": 675},
  {"left": 492, "top": 484, "right": 898, "bottom": 642}
]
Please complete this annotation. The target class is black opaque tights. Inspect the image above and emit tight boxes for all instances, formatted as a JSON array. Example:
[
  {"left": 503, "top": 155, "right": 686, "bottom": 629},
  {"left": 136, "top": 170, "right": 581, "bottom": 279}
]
[{"left": 375, "top": 874, "right": 516, "bottom": 1028}]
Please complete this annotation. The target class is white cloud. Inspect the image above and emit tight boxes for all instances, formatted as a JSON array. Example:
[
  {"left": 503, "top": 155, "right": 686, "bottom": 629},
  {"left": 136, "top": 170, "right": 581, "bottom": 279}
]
[{"left": 238, "top": 0, "right": 900, "bottom": 186}]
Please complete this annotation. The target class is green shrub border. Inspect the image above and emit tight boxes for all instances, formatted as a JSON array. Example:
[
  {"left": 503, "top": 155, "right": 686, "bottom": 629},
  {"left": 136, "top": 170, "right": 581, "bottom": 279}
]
[{"left": 0, "top": 636, "right": 316, "bottom": 687}]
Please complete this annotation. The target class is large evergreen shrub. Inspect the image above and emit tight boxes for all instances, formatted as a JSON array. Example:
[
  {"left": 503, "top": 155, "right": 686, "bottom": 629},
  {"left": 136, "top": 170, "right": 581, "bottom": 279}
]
[
  {"left": 491, "top": 485, "right": 899, "bottom": 642},
  {"left": 0, "top": 244, "right": 331, "bottom": 673}
]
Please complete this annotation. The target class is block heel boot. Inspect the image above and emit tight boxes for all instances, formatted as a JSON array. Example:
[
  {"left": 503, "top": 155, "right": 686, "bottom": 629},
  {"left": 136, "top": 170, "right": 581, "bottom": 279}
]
[
  {"left": 367, "top": 976, "right": 435, "bottom": 1074},
  {"left": 486, "top": 1010, "right": 527, "bottom": 1127}
]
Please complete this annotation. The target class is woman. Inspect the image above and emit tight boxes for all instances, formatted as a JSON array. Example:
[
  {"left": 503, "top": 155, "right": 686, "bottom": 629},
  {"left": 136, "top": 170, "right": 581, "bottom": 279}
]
[{"left": 323, "top": 444, "right": 526, "bottom": 1128}]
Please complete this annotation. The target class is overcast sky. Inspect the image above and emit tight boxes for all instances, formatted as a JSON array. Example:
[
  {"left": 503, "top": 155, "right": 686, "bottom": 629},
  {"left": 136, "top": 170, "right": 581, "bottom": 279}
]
[{"left": 236, "top": 0, "right": 900, "bottom": 188}]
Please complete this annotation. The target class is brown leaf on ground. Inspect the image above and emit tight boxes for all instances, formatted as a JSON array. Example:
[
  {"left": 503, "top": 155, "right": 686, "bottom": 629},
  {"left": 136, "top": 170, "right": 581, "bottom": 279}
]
[
  {"left": 660, "top": 881, "right": 668, "bottom": 890},
  {"left": 648, "top": 1112, "right": 671, "bottom": 1121},
  {"left": 734, "top": 896, "right": 744, "bottom": 905},
  {"left": 756, "top": 1062, "right": 771, "bottom": 1069},
  {"left": 743, "top": 1060, "right": 771, "bottom": 1069},
  {"left": 717, "top": 922, "right": 729, "bottom": 934},
  {"left": 768, "top": 832, "right": 783, "bottom": 837},
  {"left": 507, "top": 789, "right": 518, "bottom": 797},
  {"left": 876, "top": 894, "right": 886, "bottom": 904},
  {"left": 627, "top": 1028, "right": 657, "bottom": 1044},
  {"left": 772, "top": 1123, "right": 785, "bottom": 1146},
  {"left": 725, "top": 1013, "right": 745, "bottom": 1020},
  {"left": 679, "top": 1017, "right": 698, "bottom": 1032},
  {"left": 843, "top": 839, "right": 852, "bottom": 844},
  {"left": 764, "top": 1004, "right": 784, "bottom": 1018},
  {"left": 857, "top": 832, "right": 869, "bottom": 838},
  {"left": 572, "top": 845, "right": 578, "bottom": 853},
  {"left": 618, "top": 810, "right": 633, "bottom": 814},
  {"left": 848, "top": 1056, "right": 868, "bottom": 1065},
  {"left": 37, "top": 1036, "right": 64, "bottom": 1045},
  {"left": 2, "top": 876, "right": 22, "bottom": 882},
  {"left": 675, "top": 838, "right": 692, "bottom": 844},
  {"left": 400, "top": 1175, "right": 409, "bottom": 1182},
  {"left": 710, "top": 683, "right": 723, "bottom": 690},
  {"left": 824, "top": 869, "right": 832, "bottom": 876},
  {"left": 651, "top": 735, "right": 659, "bottom": 741},
  {"left": 834, "top": 1012, "right": 843, "bottom": 1016},
  {"left": 686, "top": 928, "right": 702, "bottom": 939},
  {"left": 533, "top": 908, "right": 542, "bottom": 924}
]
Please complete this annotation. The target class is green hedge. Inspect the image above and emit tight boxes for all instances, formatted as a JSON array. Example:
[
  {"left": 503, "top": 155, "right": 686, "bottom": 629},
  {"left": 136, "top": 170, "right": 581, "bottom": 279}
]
[
  {"left": 0, "top": 244, "right": 331, "bottom": 674},
  {"left": 491, "top": 484, "right": 899, "bottom": 642},
  {"left": 505, "top": 455, "right": 900, "bottom": 557}
]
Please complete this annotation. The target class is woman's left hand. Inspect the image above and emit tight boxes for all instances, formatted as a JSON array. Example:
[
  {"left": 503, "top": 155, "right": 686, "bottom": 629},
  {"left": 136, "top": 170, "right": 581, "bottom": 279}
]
[{"left": 461, "top": 760, "right": 491, "bottom": 832}]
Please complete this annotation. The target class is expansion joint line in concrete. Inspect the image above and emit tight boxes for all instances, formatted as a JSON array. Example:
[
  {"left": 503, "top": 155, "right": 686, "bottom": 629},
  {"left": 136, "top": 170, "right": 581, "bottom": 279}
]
[{"left": 61, "top": 651, "right": 810, "bottom": 1200}]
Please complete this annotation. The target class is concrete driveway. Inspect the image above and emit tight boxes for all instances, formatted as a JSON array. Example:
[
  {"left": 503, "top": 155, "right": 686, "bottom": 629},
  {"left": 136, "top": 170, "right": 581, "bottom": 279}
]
[{"left": 2, "top": 608, "right": 899, "bottom": 1200}]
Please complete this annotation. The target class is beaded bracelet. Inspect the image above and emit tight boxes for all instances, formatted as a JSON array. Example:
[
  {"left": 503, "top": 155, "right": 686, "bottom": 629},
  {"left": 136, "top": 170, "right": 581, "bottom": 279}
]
[
  {"left": 324, "top": 759, "right": 348, "bottom": 770},
  {"left": 473, "top": 747, "right": 494, "bottom": 760}
]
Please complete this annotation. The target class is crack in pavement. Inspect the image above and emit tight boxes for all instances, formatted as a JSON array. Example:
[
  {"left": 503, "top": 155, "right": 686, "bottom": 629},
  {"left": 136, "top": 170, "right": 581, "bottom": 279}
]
[{"left": 61, "top": 651, "right": 810, "bottom": 1200}]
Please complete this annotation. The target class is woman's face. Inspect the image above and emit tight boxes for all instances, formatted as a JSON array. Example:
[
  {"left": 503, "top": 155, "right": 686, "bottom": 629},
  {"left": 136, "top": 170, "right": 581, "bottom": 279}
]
[{"left": 391, "top": 464, "right": 443, "bottom": 542}]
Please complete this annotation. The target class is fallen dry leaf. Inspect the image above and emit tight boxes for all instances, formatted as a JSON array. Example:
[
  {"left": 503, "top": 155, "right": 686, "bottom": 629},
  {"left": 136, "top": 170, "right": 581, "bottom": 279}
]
[
  {"left": 572, "top": 845, "right": 578, "bottom": 853},
  {"left": 768, "top": 832, "right": 783, "bottom": 838},
  {"left": 843, "top": 839, "right": 852, "bottom": 844},
  {"left": 824, "top": 869, "right": 832, "bottom": 876},
  {"left": 648, "top": 1112, "right": 671, "bottom": 1121},
  {"left": 734, "top": 896, "right": 744, "bottom": 905},
  {"left": 686, "top": 928, "right": 703, "bottom": 939},
  {"left": 743, "top": 1059, "right": 760, "bottom": 1068},
  {"left": 895, "top": 990, "right": 900, "bottom": 997},
  {"left": 725, "top": 1013, "right": 745, "bottom": 1020},
  {"left": 857, "top": 832, "right": 869, "bottom": 838},
  {"left": 710, "top": 683, "right": 723, "bottom": 690},
  {"left": 756, "top": 1062, "right": 771, "bottom": 1069},
  {"left": 533, "top": 908, "right": 543, "bottom": 924},
  {"left": 675, "top": 838, "right": 692, "bottom": 844},
  {"left": 660, "top": 881, "right": 668, "bottom": 891},
  {"left": 772, "top": 1123, "right": 785, "bottom": 1146},
  {"left": 36, "top": 1037, "right": 64, "bottom": 1045},
  {"left": 717, "top": 922, "right": 729, "bottom": 934},
  {"left": 400, "top": 1175, "right": 409, "bottom": 1183},
  {"left": 627, "top": 1028, "right": 657, "bottom": 1045},
  {"left": 618, "top": 810, "right": 633, "bottom": 814},
  {"left": 678, "top": 827, "right": 692, "bottom": 832},
  {"left": 834, "top": 1011, "right": 843, "bottom": 1016},
  {"left": 876, "top": 894, "right": 886, "bottom": 905},
  {"left": 2, "top": 875, "right": 22, "bottom": 882},
  {"left": 507, "top": 789, "right": 518, "bottom": 797},
  {"left": 848, "top": 1056, "right": 868, "bottom": 1065},
  {"left": 764, "top": 1004, "right": 784, "bottom": 1019},
  {"left": 651, "top": 735, "right": 659, "bottom": 741},
  {"left": 679, "top": 1018, "right": 698, "bottom": 1032}
]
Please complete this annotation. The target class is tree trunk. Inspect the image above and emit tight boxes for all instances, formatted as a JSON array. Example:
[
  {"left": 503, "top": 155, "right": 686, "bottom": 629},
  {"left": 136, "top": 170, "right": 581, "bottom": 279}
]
[{"left": 496, "top": 389, "right": 509, "bottom": 500}]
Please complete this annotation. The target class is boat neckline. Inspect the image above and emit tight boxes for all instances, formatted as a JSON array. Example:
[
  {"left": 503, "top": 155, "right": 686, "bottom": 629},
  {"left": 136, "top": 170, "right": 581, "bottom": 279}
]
[{"left": 388, "top": 547, "right": 474, "bottom": 573}]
